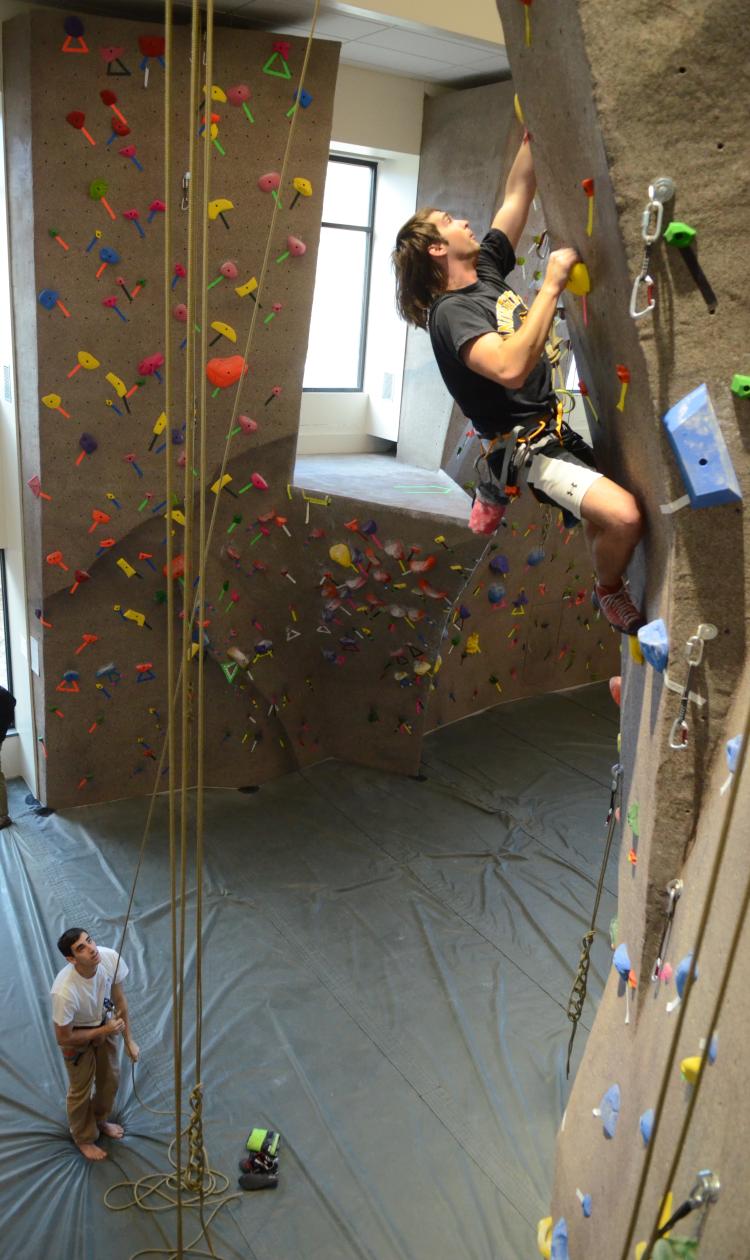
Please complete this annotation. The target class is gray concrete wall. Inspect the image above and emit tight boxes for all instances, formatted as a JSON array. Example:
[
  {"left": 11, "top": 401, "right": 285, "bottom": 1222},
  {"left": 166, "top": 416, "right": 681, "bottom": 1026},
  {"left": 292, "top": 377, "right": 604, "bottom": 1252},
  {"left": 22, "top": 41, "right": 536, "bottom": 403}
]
[{"left": 397, "top": 80, "right": 515, "bottom": 470}]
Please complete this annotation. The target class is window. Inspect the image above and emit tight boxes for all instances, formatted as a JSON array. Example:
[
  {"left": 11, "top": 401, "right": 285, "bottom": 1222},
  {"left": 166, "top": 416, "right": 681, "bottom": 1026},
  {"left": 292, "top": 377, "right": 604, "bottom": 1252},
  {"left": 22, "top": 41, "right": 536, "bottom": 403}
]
[
  {"left": 0, "top": 551, "right": 11, "bottom": 693},
  {"left": 303, "top": 156, "right": 376, "bottom": 392}
]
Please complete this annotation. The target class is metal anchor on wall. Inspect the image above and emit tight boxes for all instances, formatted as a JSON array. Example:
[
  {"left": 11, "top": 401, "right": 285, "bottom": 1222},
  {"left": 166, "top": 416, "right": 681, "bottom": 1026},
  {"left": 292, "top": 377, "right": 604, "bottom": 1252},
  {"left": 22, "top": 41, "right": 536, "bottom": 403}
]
[{"left": 652, "top": 1169, "right": 721, "bottom": 1248}]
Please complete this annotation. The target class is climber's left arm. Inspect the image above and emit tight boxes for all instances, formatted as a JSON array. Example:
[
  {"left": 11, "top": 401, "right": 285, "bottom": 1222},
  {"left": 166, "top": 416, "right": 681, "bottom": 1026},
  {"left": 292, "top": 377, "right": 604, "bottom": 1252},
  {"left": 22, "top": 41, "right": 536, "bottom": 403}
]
[{"left": 491, "top": 133, "right": 536, "bottom": 252}]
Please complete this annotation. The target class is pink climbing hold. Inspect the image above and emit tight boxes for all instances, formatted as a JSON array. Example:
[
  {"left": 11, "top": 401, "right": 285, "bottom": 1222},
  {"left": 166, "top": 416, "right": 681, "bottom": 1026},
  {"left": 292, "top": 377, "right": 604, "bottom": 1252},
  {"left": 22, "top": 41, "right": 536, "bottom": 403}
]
[
  {"left": 258, "top": 171, "right": 281, "bottom": 193},
  {"left": 250, "top": 472, "right": 269, "bottom": 491},
  {"left": 238, "top": 415, "right": 258, "bottom": 434}
]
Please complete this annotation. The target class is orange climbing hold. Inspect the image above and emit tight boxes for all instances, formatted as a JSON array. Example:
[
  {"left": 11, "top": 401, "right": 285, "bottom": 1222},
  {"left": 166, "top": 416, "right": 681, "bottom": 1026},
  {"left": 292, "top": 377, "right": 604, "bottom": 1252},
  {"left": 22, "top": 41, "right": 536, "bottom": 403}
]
[
  {"left": 164, "top": 553, "right": 185, "bottom": 580},
  {"left": 205, "top": 354, "right": 248, "bottom": 389}
]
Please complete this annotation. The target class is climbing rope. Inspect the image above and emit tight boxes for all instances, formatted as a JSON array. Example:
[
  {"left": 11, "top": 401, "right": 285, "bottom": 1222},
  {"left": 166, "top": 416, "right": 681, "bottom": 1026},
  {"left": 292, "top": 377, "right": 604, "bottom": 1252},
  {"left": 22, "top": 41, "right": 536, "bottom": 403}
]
[
  {"left": 100, "top": 0, "right": 322, "bottom": 1255},
  {"left": 618, "top": 693, "right": 750, "bottom": 1260},
  {"left": 565, "top": 762, "right": 622, "bottom": 1076},
  {"left": 632, "top": 700, "right": 750, "bottom": 1260}
]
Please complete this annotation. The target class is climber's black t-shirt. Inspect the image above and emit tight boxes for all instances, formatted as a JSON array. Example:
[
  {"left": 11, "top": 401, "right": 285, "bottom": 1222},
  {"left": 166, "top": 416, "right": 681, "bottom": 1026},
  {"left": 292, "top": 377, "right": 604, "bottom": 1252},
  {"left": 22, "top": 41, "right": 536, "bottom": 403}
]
[{"left": 428, "top": 228, "right": 557, "bottom": 439}]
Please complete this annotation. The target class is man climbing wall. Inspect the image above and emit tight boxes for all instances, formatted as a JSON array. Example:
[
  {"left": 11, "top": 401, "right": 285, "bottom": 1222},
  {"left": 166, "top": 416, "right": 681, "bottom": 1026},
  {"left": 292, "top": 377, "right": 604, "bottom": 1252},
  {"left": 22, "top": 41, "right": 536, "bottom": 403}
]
[{"left": 392, "top": 133, "right": 646, "bottom": 636}]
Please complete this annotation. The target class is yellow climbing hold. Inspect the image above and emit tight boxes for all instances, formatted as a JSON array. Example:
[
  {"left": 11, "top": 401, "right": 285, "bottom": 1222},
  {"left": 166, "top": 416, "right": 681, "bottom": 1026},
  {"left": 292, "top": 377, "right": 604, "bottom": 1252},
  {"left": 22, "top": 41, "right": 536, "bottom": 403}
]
[
  {"left": 537, "top": 1216, "right": 552, "bottom": 1258},
  {"left": 680, "top": 1055, "right": 702, "bottom": 1085},
  {"left": 514, "top": 93, "right": 524, "bottom": 125},
  {"left": 629, "top": 635, "right": 645, "bottom": 664},
  {"left": 464, "top": 633, "right": 481, "bottom": 655},
  {"left": 635, "top": 1191, "right": 674, "bottom": 1256},
  {"left": 566, "top": 262, "right": 591, "bottom": 297},
  {"left": 329, "top": 543, "right": 353, "bottom": 569}
]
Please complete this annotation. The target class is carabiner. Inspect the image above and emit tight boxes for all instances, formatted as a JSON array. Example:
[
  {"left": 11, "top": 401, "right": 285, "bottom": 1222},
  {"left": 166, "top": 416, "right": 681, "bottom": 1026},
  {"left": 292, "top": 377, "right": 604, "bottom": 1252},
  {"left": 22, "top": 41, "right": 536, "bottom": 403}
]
[
  {"left": 641, "top": 193, "right": 664, "bottom": 245},
  {"left": 629, "top": 271, "right": 656, "bottom": 319}
]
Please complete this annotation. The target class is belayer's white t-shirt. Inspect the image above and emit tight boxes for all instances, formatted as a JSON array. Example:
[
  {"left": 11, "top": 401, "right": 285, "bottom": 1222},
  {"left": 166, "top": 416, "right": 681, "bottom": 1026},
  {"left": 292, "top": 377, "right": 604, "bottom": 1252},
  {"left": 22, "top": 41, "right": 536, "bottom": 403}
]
[{"left": 50, "top": 946, "right": 129, "bottom": 1028}]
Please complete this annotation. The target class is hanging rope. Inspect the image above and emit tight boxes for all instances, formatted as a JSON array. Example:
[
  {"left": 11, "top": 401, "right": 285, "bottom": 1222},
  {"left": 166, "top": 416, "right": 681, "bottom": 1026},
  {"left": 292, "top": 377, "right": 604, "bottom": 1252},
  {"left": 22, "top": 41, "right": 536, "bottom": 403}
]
[
  {"left": 618, "top": 691, "right": 750, "bottom": 1260},
  {"left": 565, "top": 762, "right": 622, "bottom": 1076},
  {"left": 101, "top": 1, "right": 324, "bottom": 1256},
  {"left": 627, "top": 695, "right": 750, "bottom": 1259}
]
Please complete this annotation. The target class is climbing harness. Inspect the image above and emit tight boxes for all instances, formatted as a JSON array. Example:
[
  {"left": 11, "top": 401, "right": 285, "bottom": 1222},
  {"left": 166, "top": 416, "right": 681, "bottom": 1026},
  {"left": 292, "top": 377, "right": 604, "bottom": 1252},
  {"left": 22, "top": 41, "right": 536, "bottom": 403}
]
[
  {"left": 666, "top": 624, "right": 717, "bottom": 749},
  {"left": 475, "top": 403, "right": 595, "bottom": 510},
  {"left": 651, "top": 879, "right": 683, "bottom": 983},
  {"left": 565, "top": 763, "right": 623, "bottom": 1077},
  {"left": 629, "top": 176, "right": 675, "bottom": 320}
]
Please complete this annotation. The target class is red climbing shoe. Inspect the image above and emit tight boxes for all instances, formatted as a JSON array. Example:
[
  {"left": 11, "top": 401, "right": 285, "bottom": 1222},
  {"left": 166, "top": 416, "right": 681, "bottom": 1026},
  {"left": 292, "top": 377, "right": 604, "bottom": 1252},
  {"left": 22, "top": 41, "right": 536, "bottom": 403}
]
[{"left": 593, "top": 582, "right": 645, "bottom": 636}]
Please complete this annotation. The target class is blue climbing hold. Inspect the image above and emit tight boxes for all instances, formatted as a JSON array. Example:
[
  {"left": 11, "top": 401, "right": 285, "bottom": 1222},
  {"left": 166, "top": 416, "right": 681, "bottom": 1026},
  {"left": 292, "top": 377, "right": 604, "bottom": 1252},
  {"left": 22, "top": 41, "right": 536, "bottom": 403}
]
[
  {"left": 581, "top": 1194, "right": 592, "bottom": 1218},
  {"left": 639, "top": 1108, "right": 654, "bottom": 1145},
  {"left": 526, "top": 546, "right": 545, "bottom": 566},
  {"left": 726, "top": 734, "right": 742, "bottom": 774},
  {"left": 707, "top": 1032, "right": 719, "bottom": 1064},
  {"left": 551, "top": 1218, "right": 569, "bottom": 1260},
  {"left": 598, "top": 1083, "right": 620, "bottom": 1139},
  {"left": 613, "top": 943, "right": 632, "bottom": 980},
  {"left": 675, "top": 953, "right": 697, "bottom": 1000},
  {"left": 662, "top": 383, "right": 742, "bottom": 508},
  {"left": 487, "top": 583, "right": 506, "bottom": 605},
  {"left": 489, "top": 554, "right": 509, "bottom": 574},
  {"left": 637, "top": 618, "right": 669, "bottom": 673}
]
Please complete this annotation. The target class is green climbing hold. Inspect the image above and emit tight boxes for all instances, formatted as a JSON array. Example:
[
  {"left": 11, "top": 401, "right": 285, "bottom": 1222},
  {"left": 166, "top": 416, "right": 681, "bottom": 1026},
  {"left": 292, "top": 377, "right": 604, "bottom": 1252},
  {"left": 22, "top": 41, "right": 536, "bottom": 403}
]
[
  {"left": 664, "top": 221, "right": 696, "bottom": 248},
  {"left": 627, "top": 802, "right": 640, "bottom": 836},
  {"left": 609, "top": 916, "right": 619, "bottom": 949},
  {"left": 653, "top": 1239, "right": 698, "bottom": 1259},
  {"left": 730, "top": 373, "right": 750, "bottom": 399}
]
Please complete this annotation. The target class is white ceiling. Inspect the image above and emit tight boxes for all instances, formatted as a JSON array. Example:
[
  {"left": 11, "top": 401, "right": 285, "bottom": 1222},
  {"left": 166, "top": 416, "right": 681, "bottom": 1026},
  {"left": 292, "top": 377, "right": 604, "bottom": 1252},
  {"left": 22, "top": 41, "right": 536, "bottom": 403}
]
[
  {"left": 38, "top": 0, "right": 510, "bottom": 86},
  {"left": 231, "top": 0, "right": 510, "bottom": 85}
]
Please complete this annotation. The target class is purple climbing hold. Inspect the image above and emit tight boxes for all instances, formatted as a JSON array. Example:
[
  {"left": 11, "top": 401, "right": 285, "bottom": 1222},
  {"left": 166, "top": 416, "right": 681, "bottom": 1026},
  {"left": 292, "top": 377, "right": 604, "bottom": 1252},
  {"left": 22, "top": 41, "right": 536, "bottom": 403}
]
[
  {"left": 551, "top": 1217, "right": 569, "bottom": 1260},
  {"left": 489, "top": 554, "right": 509, "bottom": 574},
  {"left": 458, "top": 604, "right": 471, "bottom": 620},
  {"left": 675, "top": 953, "right": 696, "bottom": 1000},
  {"left": 726, "top": 735, "right": 742, "bottom": 774},
  {"left": 639, "top": 1108, "right": 654, "bottom": 1145},
  {"left": 613, "top": 943, "right": 632, "bottom": 981},
  {"left": 597, "top": 1083, "right": 620, "bottom": 1139}
]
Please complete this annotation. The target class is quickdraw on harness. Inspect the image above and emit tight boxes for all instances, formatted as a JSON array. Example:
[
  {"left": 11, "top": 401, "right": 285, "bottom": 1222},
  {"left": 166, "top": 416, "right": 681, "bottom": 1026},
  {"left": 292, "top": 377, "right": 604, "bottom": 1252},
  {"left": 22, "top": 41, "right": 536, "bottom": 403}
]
[{"left": 565, "top": 763, "right": 623, "bottom": 1077}]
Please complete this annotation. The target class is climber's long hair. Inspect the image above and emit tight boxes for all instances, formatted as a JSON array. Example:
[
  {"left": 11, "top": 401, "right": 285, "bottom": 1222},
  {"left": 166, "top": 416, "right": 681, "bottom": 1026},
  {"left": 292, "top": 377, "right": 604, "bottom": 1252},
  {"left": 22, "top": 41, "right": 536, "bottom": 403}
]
[{"left": 391, "top": 208, "right": 448, "bottom": 331}]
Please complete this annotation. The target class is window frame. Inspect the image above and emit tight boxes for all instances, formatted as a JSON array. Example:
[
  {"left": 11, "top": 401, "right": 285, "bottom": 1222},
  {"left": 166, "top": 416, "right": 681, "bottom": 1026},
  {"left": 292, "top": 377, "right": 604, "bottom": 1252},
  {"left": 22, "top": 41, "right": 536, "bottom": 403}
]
[
  {"left": 303, "top": 154, "right": 378, "bottom": 394},
  {"left": 0, "top": 549, "right": 12, "bottom": 699}
]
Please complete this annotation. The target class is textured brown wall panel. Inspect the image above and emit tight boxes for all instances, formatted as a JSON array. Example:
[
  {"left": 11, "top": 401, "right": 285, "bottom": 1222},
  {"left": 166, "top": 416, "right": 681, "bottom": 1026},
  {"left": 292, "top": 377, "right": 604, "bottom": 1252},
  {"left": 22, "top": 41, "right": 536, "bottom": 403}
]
[{"left": 494, "top": 0, "right": 750, "bottom": 1254}]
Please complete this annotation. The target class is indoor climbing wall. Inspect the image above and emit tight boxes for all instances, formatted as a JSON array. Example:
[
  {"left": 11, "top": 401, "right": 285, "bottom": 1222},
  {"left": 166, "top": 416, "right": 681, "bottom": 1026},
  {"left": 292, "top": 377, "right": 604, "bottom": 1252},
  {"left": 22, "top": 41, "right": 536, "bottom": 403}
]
[
  {"left": 7, "top": 9, "right": 619, "bottom": 810},
  {"left": 494, "top": 0, "right": 750, "bottom": 1256}
]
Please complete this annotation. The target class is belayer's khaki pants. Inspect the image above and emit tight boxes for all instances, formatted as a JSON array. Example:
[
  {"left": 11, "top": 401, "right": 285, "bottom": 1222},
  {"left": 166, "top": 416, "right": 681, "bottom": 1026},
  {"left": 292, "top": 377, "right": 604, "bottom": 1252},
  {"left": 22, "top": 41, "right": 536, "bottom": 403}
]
[{"left": 62, "top": 1035, "right": 120, "bottom": 1145}]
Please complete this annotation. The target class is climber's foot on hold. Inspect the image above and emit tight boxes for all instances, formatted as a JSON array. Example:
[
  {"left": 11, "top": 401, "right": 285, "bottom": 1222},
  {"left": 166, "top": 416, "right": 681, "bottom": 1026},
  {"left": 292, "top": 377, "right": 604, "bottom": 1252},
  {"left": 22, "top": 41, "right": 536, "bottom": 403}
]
[{"left": 593, "top": 581, "right": 645, "bottom": 636}]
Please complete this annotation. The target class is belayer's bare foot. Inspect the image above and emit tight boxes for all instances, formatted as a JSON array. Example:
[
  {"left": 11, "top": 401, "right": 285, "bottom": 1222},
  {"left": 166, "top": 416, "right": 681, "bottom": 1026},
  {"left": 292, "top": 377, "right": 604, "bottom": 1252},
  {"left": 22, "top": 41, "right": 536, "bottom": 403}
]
[
  {"left": 77, "top": 1142, "right": 107, "bottom": 1161},
  {"left": 99, "top": 1121, "right": 124, "bottom": 1139}
]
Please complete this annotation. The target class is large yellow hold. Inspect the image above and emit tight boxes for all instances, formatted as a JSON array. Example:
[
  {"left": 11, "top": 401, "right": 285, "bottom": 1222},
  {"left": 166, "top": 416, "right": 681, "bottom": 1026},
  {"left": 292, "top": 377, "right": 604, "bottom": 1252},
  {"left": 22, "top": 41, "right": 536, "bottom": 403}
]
[
  {"left": 329, "top": 543, "right": 353, "bottom": 569},
  {"left": 566, "top": 262, "right": 591, "bottom": 296}
]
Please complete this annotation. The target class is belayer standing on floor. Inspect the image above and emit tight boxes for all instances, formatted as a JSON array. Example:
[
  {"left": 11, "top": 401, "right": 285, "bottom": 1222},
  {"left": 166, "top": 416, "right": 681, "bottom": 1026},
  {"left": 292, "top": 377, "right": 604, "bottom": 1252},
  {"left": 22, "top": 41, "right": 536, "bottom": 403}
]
[
  {"left": 0, "top": 682, "right": 16, "bottom": 829},
  {"left": 50, "top": 928, "right": 139, "bottom": 1161},
  {"left": 391, "top": 131, "right": 646, "bottom": 635}
]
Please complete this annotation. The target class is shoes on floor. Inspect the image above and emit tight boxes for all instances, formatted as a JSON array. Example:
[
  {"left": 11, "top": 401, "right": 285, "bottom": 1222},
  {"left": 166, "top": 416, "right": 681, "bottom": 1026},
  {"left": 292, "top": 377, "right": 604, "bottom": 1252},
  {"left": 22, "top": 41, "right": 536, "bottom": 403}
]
[{"left": 593, "top": 582, "right": 645, "bottom": 636}]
